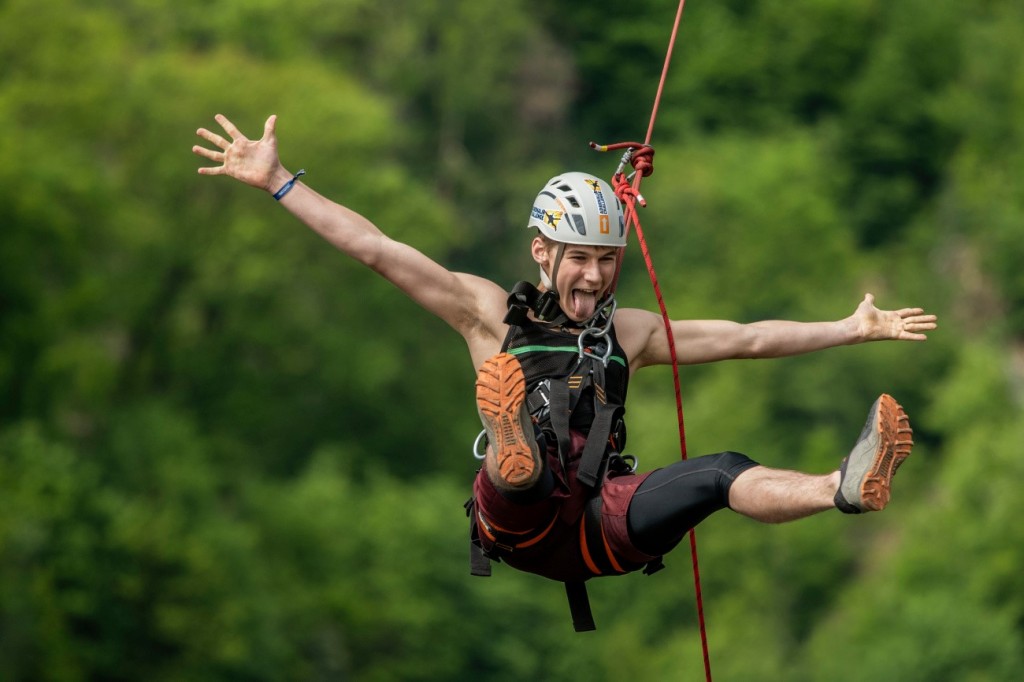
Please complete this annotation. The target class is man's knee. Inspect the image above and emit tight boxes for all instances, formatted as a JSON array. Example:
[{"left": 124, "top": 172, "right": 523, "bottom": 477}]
[
  {"left": 626, "top": 451, "right": 758, "bottom": 557},
  {"left": 490, "top": 463, "right": 554, "bottom": 503},
  {"left": 701, "top": 451, "right": 760, "bottom": 482}
]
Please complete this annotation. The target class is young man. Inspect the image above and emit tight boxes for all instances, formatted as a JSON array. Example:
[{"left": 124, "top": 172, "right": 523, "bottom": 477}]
[{"left": 193, "top": 114, "right": 937, "bottom": 629}]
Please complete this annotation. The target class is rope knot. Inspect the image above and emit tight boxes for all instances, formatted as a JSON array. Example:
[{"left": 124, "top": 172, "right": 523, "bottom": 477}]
[
  {"left": 611, "top": 172, "right": 645, "bottom": 208},
  {"left": 629, "top": 145, "right": 655, "bottom": 178},
  {"left": 589, "top": 141, "right": 656, "bottom": 207}
]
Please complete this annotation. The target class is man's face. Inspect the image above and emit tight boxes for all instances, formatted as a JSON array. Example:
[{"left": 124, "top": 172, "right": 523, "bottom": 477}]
[{"left": 533, "top": 239, "right": 619, "bottom": 322}]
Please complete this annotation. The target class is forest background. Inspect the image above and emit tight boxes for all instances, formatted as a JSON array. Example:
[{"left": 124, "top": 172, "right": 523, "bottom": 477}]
[{"left": 2, "top": 0, "right": 1023, "bottom": 680}]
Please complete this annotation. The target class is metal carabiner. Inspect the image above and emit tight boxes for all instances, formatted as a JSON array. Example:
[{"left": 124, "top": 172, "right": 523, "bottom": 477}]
[
  {"left": 472, "top": 429, "right": 488, "bottom": 460},
  {"left": 577, "top": 296, "right": 617, "bottom": 366},
  {"left": 579, "top": 331, "right": 613, "bottom": 367}
]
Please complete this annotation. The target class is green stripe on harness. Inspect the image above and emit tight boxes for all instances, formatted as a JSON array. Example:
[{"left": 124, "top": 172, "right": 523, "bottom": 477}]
[{"left": 509, "top": 345, "right": 627, "bottom": 368}]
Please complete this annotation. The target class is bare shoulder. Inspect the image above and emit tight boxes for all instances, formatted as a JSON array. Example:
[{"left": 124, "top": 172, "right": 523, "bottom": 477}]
[
  {"left": 451, "top": 273, "right": 514, "bottom": 366},
  {"left": 450, "top": 272, "right": 508, "bottom": 330},
  {"left": 613, "top": 307, "right": 664, "bottom": 372}
]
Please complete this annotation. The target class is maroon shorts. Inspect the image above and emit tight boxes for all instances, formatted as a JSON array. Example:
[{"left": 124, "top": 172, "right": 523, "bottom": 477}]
[{"left": 471, "top": 431, "right": 660, "bottom": 583}]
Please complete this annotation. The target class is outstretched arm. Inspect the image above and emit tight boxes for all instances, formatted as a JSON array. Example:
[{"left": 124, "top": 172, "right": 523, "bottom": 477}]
[
  {"left": 623, "top": 293, "right": 938, "bottom": 370},
  {"left": 192, "top": 114, "right": 508, "bottom": 351}
]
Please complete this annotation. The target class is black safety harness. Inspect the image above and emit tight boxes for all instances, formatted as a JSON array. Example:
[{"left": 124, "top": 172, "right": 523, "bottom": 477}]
[{"left": 467, "top": 281, "right": 664, "bottom": 632}]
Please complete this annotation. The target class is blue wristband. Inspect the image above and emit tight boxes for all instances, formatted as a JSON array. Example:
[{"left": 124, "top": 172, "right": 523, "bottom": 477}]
[{"left": 273, "top": 169, "right": 306, "bottom": 201}]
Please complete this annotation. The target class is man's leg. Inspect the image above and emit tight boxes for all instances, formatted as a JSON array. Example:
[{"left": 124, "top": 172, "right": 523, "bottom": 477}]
[
  {"left": 728, "top": 466, "right": 839, "bottom": 522},
  {"left": 475, "top": 353, "right": 544, "bottom": 491},
  {"left": 732, "top": 394, "right": 913, "bottom": 519},
  {"left": 729, "top": 391, "right": 913, "bottom": 518},
  {"left": 627, "top": 451, "right": 760, "bottom": 556},
  {"left": 627, "top": 394, "right": 914, "bottom": 555},
  {"left": 472, "top": 353, "right": 556, "bottom": 538}
]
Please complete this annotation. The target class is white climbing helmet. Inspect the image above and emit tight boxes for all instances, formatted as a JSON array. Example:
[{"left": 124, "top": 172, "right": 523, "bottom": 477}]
[{"left": 527, "top": 172, "right": 626, "bottom": 247}]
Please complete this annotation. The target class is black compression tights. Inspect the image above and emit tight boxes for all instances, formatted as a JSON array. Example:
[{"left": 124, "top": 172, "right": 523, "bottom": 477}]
[{"left": 626, "top": 451, "right": 759, "bottom": 557}]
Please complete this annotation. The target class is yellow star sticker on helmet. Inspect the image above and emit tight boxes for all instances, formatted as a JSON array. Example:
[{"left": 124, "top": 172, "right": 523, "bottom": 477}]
[{"left": 543, "top": 210, "right": 563, "bottom": 228}]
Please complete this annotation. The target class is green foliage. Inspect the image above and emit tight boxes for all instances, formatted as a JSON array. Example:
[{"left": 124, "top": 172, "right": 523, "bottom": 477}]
[
  {"left": 835, "top": 0, "right": 964, "bottom": 248},
  {"left": 634, "top": 129, "right": 858, "bottom": 322},
  {"left": 2, "top": 0, "right": 1024, "bottom": 679}
]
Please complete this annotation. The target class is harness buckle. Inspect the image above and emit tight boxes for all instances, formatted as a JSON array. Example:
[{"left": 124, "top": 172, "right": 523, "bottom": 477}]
[
  {"left": 535, "top": 290, "right": 562, "bottom": 321},
  {"left": 527, "top": 379, "right": 552, "bottom": 424},
  {"left": 608, "top": 453, "right": 638, "bottom": 474}
]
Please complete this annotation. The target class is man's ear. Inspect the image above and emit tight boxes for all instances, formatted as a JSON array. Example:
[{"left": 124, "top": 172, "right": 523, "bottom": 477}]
[{"left": 530, "top": 236, "right": 549, "bottom": 265}]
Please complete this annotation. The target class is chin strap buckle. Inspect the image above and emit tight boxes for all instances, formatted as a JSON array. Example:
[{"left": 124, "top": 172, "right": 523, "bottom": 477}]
[{"left": 535, "top": 290, "right": 562, "bottom": 321}]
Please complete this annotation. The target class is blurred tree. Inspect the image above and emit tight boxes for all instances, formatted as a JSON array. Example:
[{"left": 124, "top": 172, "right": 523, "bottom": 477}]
[{"left": 835, "top": 0, "right": 963, "bottom": 248}]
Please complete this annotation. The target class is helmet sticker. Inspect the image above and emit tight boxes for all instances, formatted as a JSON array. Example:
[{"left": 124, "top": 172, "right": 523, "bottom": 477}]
[
  {"left": 585, "top": 177, "right": 610, "bottom": 219},
  {"left": 532, "top": 205, "right": 564, "bottom": 229}
]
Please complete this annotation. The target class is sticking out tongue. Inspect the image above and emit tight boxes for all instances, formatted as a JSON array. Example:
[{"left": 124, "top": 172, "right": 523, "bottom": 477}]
[{"left": 571, "top": 289, "right": 598, "bottom": 320}]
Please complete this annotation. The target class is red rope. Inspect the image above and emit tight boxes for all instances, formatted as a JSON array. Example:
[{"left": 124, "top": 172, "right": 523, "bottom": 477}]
[{"left": 592, "top": 2, "right": 713, "bottom": 680}]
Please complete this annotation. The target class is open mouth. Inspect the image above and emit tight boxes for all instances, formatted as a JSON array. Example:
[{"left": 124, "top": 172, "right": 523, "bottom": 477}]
[{"left": 570, "top": 288, "right": 599, "bottom": 319}]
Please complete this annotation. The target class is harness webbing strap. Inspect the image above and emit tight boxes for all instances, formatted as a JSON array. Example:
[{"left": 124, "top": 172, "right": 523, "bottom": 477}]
[
  {"left": 569, "top": 493, "right": 637, "bottom": 632},
  {"left": 581, "top": 494, "right": 618, "bottom": 576},
  {"left": 564, "top": 581, "right": 596, "bottom": 632},
  {"left": 577, "top": 401, "right": 620, "bottom": 488},
  {"left": 469, "top": 541, "right": 492, "bottom": 577},
  {"left": 505, "top": 280, "right": 566, "bottom": 327},
  {"left": 476, "top": 506, "right": 560, "bottom": 551},
  {"left": 466, "top": 498, "right": 493, "bottom": 577},
  {"left": 547, "top": 379, "right": 573, "bottom": 473},
  {"left": 576, "top": 360, "right": 606, "bottom": 487}
]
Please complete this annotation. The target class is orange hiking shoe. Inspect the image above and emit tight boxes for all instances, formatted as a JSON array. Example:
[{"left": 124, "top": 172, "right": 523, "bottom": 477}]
[
  {"left": 476, "top": 353, "right": 542, "bottom": 490},
  {"left": 835, "top": 394, "right": 914, "bottom": 513}
]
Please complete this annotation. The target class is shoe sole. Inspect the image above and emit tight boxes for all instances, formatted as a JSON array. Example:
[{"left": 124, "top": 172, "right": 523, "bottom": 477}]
[
  {"left": 476, "top": 353, "right": 541, "bottom": 488},
  {"left": 843, "top": 394, "right": 914, "bottom": 512}
]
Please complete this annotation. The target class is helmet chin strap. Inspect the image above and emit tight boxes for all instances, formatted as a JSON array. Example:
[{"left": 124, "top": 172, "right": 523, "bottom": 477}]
[
  {"left": 538, "top": 242, "right": 565, "bottom": 293},
  {"left": 534, "top": 242, "right": 569, "bottom": 323}
]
